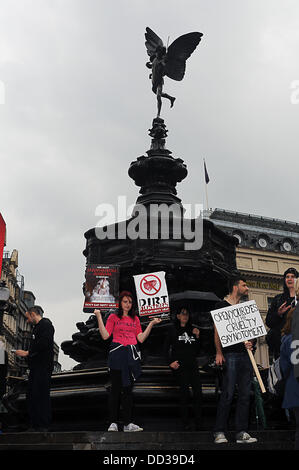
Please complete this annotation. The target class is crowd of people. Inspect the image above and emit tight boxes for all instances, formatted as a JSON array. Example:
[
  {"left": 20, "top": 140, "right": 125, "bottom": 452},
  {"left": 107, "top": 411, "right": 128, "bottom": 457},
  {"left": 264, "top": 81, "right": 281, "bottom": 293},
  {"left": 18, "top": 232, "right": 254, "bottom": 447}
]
[{"left": 1, "top": 269, "right": 299, "bottom": 449}]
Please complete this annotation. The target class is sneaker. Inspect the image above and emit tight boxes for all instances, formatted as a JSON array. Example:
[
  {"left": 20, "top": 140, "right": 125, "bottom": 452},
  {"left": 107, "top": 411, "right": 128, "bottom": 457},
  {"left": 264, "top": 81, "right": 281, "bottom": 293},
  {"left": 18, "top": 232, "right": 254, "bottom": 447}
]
[
  {"left": 236, "top": 431, "right": 257, "bottom": 444},
  {"left": 123, "top": 423, "right": 143, "bottom": 432},
  {"left": 108, "top": 422, "right": 118, "bottom": 432},
  {"left": 214, "top": 432, "right": 228, "bottom": 444}
]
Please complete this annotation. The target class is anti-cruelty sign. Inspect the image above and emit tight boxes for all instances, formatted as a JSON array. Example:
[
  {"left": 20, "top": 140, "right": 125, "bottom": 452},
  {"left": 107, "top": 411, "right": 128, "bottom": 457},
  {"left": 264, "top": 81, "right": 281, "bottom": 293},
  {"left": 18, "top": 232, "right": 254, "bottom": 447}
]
[{"left": 211, "top": 300, "right": 267, "bottom": 348}]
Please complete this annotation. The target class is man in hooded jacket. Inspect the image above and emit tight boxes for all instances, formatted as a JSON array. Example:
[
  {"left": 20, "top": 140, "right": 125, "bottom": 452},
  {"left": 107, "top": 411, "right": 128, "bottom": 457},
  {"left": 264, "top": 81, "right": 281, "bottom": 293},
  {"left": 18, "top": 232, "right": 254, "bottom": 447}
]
[{"left": 266, "top": 267, "right": 298, "bottom": 359}]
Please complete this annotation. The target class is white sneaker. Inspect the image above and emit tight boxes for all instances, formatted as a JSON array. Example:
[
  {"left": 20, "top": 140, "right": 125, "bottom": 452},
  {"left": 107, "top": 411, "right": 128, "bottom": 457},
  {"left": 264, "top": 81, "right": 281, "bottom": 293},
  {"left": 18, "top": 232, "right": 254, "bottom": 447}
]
[
  {"left": 123, "top": 423, "right": 143, "bottom": 432},
  {"left": 236, "top": 432, "right": 257, "bottom": 444},
  {"left": 108, "top": 422, "right": 118, "bottom": 432},
  {"left": 214, "top": 432, "right": 228, "bottom": 444}
]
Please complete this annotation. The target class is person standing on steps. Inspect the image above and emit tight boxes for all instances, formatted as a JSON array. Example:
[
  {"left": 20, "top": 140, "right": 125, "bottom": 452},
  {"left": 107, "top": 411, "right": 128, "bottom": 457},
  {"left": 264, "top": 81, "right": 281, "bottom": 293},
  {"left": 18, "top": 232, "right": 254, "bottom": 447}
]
[
  {"left": 266, "top": 267, "right": 298, "bottom": 360},
  {"left": 213, "top": 276, "right": 257, "bottom": 445},
  {"left": 15, "top": 306, "right": 54, "bottom": 432},
  {"left": 95, "top": 290, "right": 161, "bottom": 432},
  {"left": 164, "top": 308, "right": 202, "bottom": 430}
]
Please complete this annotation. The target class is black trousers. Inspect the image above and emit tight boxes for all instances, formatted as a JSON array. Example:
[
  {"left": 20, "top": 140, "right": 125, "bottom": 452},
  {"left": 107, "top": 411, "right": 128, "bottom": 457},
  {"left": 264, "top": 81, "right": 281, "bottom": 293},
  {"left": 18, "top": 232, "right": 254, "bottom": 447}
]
[
  {"left": 27, "top": 368, "right": 52, "bottom": 429},
  {"left": 293, "top": 407, "right": 299, "bottom": 450},
  {"left": 109, "top": 369, "right": 133, "bottom": 425},
  {"left": 173, "top": 364, "right": 202, "bottom": 425}
]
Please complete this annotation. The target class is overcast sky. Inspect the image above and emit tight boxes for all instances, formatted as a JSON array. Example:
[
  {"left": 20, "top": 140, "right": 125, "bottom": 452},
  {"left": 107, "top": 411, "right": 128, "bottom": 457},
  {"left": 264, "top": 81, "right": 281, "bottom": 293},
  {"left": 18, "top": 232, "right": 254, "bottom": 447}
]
[{"left": 1, "top": 0, "right": 299, "bottom": 369}]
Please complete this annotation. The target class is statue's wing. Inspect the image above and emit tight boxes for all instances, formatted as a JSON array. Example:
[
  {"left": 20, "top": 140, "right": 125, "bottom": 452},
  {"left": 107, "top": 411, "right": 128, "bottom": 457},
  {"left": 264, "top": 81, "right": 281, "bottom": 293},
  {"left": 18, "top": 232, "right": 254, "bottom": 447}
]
[
  {"left": 145, "top": 27, "right": 164, "bottom": 57},
  {"left": 165, "top": 32, "right": 203, "bottom": 81}
]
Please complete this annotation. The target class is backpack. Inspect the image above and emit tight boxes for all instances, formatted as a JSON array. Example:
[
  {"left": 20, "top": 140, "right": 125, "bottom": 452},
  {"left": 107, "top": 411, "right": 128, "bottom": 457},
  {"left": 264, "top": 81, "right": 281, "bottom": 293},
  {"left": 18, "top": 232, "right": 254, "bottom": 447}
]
[{"left": 267, "top": 357, "right": 287, "bottom": 396}]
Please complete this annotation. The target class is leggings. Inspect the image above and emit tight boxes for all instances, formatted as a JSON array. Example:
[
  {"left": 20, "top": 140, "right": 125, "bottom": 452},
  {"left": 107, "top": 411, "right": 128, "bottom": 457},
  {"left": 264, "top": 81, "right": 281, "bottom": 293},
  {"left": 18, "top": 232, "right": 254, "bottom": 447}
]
[
  {"left": 109, "top": 369, "right": 133, "bottom": 425},
  {"left": 174, "top": 365, "right": 202, "bottom": 425}
]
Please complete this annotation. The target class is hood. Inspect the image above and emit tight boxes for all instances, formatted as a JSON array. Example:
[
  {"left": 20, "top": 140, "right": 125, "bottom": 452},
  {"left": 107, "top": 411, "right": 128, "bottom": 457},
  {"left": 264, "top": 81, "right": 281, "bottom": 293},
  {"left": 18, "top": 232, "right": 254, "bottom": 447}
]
[{"left": 283, "top": 268, "right": 299, "bottom": 295}]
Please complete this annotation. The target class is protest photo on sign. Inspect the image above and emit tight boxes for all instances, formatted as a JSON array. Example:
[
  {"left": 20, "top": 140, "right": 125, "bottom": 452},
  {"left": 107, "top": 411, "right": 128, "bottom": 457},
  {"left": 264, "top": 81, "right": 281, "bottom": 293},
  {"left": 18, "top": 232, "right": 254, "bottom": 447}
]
[
  {"left": 210, "top": 300, "right": 267, "bottom": 348},
  {"left": 133, "top": 271, "right": 170, "bottom": 319},
  {"left": 83, "top": 264, "right": 119, "bottom": 313}
]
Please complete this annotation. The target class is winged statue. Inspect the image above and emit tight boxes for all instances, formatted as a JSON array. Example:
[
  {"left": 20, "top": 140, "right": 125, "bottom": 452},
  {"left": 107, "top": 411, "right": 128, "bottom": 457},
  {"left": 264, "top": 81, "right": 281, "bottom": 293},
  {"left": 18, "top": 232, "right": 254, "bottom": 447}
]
[{"left": 145, "top": 27, "right": 203, "bottom": 117}]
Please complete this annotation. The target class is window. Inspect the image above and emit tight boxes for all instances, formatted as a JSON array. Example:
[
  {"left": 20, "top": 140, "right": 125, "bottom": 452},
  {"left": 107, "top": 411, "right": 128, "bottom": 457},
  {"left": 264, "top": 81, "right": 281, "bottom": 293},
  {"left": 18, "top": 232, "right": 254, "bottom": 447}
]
[
  {"left": 258, "top": 236, "right": 268, "bottom": 248},
  {"left": 233, "top": 231, "right": 244, "bottom": 245},
  {"left": 283, "top": 239, "right": 293, "bottom": 252}
]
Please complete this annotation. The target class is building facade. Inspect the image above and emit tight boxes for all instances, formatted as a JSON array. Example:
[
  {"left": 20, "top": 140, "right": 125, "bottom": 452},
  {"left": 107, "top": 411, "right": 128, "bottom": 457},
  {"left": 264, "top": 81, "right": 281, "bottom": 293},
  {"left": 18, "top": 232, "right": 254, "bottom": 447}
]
[
  {"left": 206, "top": 208, "right": 299, "bottom": 368},
  {"left": 1, "top": 249, "right": 61, "bottom": 376}
]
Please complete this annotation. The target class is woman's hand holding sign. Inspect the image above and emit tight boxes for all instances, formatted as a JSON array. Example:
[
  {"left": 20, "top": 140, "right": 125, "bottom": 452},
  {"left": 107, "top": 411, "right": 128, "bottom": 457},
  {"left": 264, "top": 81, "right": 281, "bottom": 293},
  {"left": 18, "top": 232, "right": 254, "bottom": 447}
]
[
  {"left": 150, "top": 317, "right": 162, "bottom": 326},
  {"left": 94, "top": 309, "right": 102, "bottom": 319},
  {"left": 94, "top": 309, "right": 110, "bottom": 340},
  {"left": 137, "top": 317, "right": 162, "bottom": 343}
]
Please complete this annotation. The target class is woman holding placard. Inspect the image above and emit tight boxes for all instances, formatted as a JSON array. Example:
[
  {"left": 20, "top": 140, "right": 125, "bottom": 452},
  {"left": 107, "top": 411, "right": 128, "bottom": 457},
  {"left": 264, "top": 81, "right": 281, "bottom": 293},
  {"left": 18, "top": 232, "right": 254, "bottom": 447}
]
[{"left": 95, "top": 290, "right": 161, "bottom": 432}]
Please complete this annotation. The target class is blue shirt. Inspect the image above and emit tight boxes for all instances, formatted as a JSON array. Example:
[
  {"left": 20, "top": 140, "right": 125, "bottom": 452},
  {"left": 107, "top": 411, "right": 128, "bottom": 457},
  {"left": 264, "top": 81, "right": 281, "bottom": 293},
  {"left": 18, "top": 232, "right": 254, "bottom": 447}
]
[{"left": 280, "top": 334, "right": 299, "bottom": 409}]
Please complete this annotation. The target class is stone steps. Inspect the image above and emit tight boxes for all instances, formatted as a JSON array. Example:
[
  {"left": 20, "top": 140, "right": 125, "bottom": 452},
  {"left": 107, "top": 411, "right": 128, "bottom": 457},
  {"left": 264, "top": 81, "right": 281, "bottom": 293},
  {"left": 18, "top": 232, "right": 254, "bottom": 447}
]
[{"left": 0, "top": 430, "right": 295, "bottom": 451}]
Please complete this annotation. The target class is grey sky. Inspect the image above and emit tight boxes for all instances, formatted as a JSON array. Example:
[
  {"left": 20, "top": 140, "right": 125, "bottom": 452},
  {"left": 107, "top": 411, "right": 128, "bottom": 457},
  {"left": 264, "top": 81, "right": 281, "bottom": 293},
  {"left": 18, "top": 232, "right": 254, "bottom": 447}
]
[{"left": 1, "top": 0, "right": 299, "bottom": 369}]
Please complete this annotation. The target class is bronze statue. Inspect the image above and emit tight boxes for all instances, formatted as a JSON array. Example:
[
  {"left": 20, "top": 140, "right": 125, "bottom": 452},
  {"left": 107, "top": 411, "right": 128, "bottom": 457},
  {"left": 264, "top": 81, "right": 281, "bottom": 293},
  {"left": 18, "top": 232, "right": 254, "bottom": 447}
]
[{"left": 145, "top": 27, "right": 203, "bottom": 117}]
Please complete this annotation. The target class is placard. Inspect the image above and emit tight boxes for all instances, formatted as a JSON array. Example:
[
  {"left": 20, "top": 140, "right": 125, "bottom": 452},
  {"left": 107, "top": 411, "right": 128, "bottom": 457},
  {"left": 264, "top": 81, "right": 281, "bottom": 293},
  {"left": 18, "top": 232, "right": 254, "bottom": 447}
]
[
  {"left": 83, "top": 264, "right": 119, "bottom": 313},
  {"left": 210, "top": 300, "right": 267, "bottom": 347},
  {"left": 133, "top": 271, "right": 170, "bottom": 318}
]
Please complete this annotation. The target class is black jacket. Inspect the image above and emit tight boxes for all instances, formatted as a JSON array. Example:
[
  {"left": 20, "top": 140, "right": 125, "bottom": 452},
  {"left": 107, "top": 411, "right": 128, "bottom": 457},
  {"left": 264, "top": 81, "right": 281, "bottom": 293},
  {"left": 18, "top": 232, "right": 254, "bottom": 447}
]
[
  {"left": 164, "top": 323, "right": 200, "bottom": 367},
  {"left": 266, "top": 293, "right": 294, "bottom": 356},
  {"left": 28, "top": 318, "right": 55, "bottom": 372},
  {"left": 291, "top": 303, "right": 299, "bottom": 380}
]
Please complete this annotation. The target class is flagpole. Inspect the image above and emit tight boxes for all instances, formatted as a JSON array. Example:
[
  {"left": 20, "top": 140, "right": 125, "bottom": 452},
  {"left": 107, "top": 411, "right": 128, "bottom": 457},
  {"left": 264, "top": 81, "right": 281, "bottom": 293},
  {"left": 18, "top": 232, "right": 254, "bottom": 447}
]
[
  {"left": 203, "top": 158, "right": 210, "bottom": 210},
  {"left": 205, "top": 181, "right": 209, "bottom": 211}
]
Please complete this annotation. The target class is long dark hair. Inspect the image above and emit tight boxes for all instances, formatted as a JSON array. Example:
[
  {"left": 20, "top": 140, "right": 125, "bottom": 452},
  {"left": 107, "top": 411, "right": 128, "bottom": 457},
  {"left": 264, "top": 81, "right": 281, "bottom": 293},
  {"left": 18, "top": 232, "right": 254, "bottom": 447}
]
[
  {"left": 117, "top": 291, "right": 136, "bottom": 319},
  {"left": 174, "top": 307, "right": 193, "bottom": 330},
  {"left": 281, "top": 307, "right": 294, "bottom": 336}
]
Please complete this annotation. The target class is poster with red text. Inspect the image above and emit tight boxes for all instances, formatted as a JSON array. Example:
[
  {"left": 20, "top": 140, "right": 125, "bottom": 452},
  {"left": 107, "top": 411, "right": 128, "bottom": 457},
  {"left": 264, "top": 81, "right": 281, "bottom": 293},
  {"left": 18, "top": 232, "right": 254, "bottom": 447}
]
[
  {"left": 133, "top": 271, "right": 170, "bottom": 319},
  {"left": 83, "top": 264, "right": 119, "bottom": 313}
]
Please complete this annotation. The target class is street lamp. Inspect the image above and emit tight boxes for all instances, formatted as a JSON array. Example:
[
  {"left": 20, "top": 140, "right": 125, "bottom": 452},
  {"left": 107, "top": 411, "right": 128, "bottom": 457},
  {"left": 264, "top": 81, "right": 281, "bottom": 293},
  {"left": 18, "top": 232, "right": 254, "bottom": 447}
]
[{"left": 0, "top": 281, "right": 9, "bottom": 302}]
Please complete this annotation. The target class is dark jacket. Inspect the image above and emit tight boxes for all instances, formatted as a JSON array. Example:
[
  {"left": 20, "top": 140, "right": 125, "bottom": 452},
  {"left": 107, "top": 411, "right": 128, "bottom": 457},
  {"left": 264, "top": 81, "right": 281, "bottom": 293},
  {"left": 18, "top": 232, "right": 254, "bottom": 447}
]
[
  {"left": 266, "top": 293, "right": 294, "bottom": 357},
  {"left": 108, "top": 342, "right": 141, "bottom": 387},
  {"left": 164, "top": 322, "right": 200, "bottom": 367},
  {"left": 28, "top": 318, "right": 55, "bottom": 372},
  {"left": 291, "top": 303, "right": 299, "bottom": 380},
  {"left": 280, "top": 334, "right": 299, "bottom": 409}
]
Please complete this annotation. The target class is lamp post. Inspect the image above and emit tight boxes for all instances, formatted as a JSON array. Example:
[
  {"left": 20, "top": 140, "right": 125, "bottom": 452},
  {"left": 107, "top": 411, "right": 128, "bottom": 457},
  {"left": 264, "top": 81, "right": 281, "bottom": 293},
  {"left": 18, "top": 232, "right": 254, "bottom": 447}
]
[{"left": 0, "top": 281, "right": 10, "bottom": 335}]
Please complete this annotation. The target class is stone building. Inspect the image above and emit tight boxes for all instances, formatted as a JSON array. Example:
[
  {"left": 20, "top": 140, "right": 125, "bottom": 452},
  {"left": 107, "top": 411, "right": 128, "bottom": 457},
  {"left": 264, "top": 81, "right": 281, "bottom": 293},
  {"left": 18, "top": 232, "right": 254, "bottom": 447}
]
[
  {"left": 1, "top": 249, "right": 61, "bottom": 376},
  {"left": 205, "top": 208, "right": 299, "bottom": 368}
]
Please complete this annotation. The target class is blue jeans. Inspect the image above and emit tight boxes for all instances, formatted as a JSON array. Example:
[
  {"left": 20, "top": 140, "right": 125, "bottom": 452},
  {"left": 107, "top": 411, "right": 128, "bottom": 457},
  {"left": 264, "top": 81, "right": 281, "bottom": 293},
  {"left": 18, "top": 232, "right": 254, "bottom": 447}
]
[{"left": 214, "top": 352, "right": 253, "bottom": 433}]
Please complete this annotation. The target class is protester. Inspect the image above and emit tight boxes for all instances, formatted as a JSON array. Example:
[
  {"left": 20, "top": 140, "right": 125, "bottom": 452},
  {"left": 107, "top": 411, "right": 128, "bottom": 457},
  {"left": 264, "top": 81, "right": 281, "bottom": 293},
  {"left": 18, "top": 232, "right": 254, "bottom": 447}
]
[
  {"left": 15, "top": 306, "right": 55, "bottom": 432},
  {"left": 95, "top": 290, "right": 161, "bottom": 432},
  {"left": 213, "top": 275, "right": 257, "bottom": 444},
  {"left": 164, "top": 307, "right": 202, "bottom": 430},
  {"left": 280, "top": 308, "right": 299, "bottom": 450},
  {"left": 266, "top": 268, "right": 298, "bottom": 359},
  {"left": 291, "top": 279, "right": 299, "bottom": 382}
]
